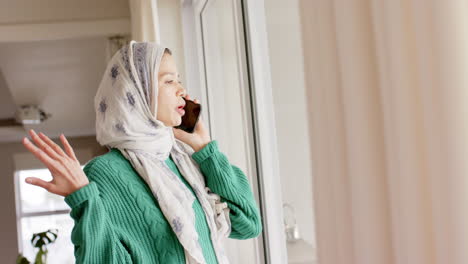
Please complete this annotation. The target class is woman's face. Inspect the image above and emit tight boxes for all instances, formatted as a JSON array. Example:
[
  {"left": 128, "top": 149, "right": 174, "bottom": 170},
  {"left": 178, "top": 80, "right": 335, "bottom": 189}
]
[{"left": 157, "top": 53, "right": 186, "bottom": 127}]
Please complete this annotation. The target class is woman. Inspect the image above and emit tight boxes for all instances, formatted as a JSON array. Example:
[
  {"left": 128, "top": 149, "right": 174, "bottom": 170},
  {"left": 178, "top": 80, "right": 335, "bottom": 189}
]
[{"left": 22, "top": 41, "right": 262, "bottom": 264}]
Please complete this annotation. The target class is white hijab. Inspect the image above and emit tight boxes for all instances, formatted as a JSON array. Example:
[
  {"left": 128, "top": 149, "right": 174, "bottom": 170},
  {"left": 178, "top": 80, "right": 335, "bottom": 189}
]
[{"left": 94, "top": 40, "right": 231, "bottom": 264}]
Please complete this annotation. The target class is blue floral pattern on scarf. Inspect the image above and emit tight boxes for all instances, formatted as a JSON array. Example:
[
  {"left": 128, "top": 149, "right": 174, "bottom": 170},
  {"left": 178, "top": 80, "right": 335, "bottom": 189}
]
[
  {"left": 99, "top": 99, "right": 107, "bottom": 114},
  {"left": 120, "top": 43, "right": 150, "bottom": 104},
  {"left": 110, "top": 64, "right": 119, "bottom": 80},
  {"left": 126, "top": 92, "right": 136, "bottom": 107},
  {"left": 172, "top": 217, "right": 183, "bottom": 233},
  {"left": 115, "top": 122, "right": 127, "bottom": 135}
]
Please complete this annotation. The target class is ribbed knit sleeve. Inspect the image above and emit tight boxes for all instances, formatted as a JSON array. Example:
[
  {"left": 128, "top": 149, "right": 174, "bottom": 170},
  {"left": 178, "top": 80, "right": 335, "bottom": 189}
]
[
  {"left": 64, "top": 160, "right": 133, "bottom": 264},
  {"left": 191, "top": 140, "right": 263, "bottom": 240}
]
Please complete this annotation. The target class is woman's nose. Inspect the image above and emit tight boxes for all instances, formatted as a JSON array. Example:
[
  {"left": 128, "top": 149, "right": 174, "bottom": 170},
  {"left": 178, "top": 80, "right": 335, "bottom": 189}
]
[{"left": 177, "top": 87, "right": 187, "bottom": 97}]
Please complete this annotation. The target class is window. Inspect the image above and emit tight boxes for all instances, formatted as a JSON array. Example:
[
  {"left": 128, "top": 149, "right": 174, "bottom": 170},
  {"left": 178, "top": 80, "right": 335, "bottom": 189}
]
[{"left": 15, "top": 167, "right": 84, "bottom": 264}]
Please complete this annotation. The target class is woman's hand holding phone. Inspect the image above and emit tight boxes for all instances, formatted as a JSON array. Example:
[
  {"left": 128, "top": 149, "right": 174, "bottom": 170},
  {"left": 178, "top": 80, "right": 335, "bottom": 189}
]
[{"left": 173, "top": 94, "right": 211, "bottom": 152}]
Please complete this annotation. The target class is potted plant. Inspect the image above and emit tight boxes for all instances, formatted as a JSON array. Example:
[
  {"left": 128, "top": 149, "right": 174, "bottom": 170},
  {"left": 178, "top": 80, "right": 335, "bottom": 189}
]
[{"left": 16, "top": 229, "right": 58, "bottom": 264}]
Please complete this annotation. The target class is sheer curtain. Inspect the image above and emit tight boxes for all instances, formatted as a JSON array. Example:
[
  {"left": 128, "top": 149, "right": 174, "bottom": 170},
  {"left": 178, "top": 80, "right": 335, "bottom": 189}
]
[
  {"left": 301, "top": 0, "right": 468, "bottom": 263},
  {"left": 128, "top": 0, "right": 160, "bottom": 42}
]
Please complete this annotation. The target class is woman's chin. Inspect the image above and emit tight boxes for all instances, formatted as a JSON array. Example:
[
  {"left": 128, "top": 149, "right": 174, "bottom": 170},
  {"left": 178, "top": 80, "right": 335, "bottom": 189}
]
[
  {"left": 173, "top": 117, "right": 182, "bottom": 127},
  {"left": 159, "top": 114, "right": 182, "bottom": 128}
]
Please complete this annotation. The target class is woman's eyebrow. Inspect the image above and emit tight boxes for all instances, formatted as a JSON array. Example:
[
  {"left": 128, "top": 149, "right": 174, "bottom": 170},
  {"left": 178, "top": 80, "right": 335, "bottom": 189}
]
[{"left": 159, "top": 72, "right": 180, "bottom": 78}]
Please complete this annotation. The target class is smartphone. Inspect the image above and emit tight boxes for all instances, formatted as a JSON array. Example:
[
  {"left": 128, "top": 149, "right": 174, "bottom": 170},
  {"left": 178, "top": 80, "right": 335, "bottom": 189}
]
[{"left": 174, "top": 97, "right": 201, "bottom": 133}]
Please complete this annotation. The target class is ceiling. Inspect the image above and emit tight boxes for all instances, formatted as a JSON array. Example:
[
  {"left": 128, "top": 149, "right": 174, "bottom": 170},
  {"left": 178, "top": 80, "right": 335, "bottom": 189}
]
[{"left": 0, "top": 37, "right": 108, "bottom": 142}]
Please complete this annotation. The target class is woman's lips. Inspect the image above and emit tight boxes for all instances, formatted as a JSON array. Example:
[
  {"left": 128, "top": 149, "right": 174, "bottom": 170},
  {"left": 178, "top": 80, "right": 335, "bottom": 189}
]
[{"left": 176, "top": 107, "right": 185, "bottom": 116}]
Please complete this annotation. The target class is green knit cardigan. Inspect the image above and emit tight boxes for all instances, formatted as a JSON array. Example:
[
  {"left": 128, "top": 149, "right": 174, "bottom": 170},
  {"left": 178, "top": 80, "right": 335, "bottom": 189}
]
[{"left": 64, "top": 140, "right": 262, "bottom": 263}]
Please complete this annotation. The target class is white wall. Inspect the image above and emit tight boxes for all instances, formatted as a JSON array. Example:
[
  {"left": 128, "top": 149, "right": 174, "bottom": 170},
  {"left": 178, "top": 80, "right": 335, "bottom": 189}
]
[
  {"left": 264, "top": 0, "right": 316, "bottom": 248},
  {"left": 0, "top": 0, "right": 129, "bottom": 24}
]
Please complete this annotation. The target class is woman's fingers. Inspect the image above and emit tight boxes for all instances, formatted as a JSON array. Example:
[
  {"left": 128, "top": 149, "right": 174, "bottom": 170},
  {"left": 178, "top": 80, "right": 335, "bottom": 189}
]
[
  {"left": 37, "top": 131, "right": 68, "bottom": 159},
  {"left": 22, "top": 133, "right": 89, "bottom": 197},
  {"left": 25, "top": 177, "right": 53, "bottom": 191},
  {"left": 22, "top": 137, "right": 60, "bottom": 171},
  {"left": 59, "top": 134, "right": 77, "bottom": 160},
  {"left": 185, "top": 94, "right": 199, "bottom": 104},
  {"left": 28, "top": 130, "right": 62, "bottom": 161}
]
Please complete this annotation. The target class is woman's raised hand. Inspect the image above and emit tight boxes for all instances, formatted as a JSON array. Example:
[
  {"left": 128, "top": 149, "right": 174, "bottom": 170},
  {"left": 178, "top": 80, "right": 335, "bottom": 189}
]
[{"left": 22, "top": 129, "right": 89, "bottom": 197}]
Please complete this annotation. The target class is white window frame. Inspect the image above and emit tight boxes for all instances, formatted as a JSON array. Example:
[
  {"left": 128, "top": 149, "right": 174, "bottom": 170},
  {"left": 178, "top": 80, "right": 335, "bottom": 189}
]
[{"left": 178, "top": 0, "right": 288, "bottom": 263}]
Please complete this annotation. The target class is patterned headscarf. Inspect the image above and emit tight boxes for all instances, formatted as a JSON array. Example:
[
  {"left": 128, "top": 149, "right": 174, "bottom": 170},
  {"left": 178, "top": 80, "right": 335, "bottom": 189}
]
[{"left": 94, "top": 40, "right": 231, "bottom": 264}]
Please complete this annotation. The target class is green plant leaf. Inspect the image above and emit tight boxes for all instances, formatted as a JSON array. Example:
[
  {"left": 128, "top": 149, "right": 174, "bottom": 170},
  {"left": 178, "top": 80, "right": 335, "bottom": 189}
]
[
  {"left": 16, "top": 253, "right": 30, "bottom": 264},
  {"left": 28, "top": 229, "right": 59, "bottom": 264}
]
